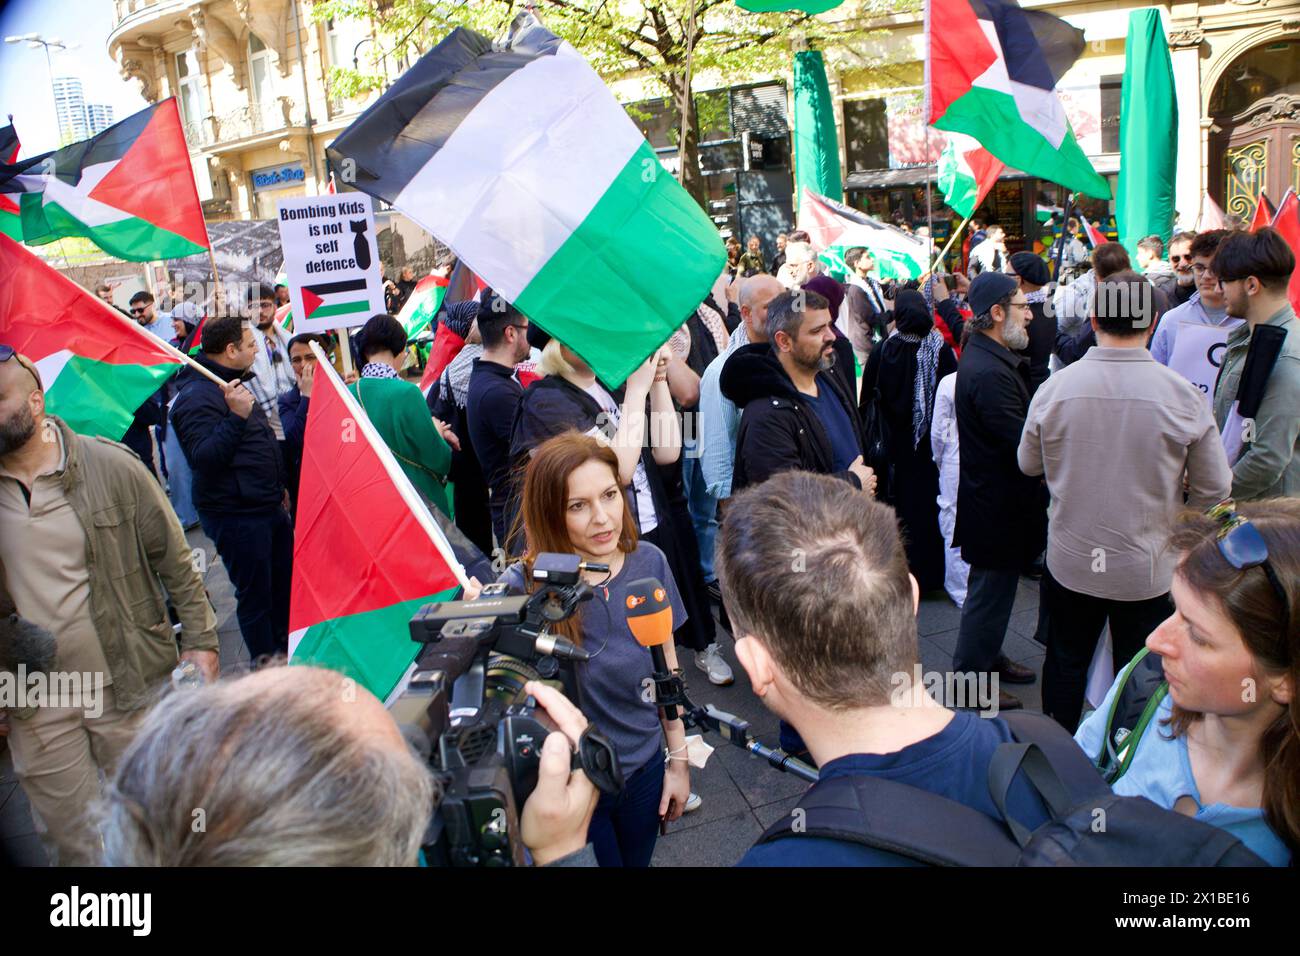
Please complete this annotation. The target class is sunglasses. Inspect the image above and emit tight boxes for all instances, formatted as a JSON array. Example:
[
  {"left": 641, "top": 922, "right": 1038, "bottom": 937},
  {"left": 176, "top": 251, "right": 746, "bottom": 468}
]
[
  {"left": 1207, "top": 499, "right": 1290, "bottom": 625},
  {"left": 0, "top": 344, "right": 13, "bottom": 362},
  {"left": 130, "top": 306, "right": 149, "bottom": 314}
]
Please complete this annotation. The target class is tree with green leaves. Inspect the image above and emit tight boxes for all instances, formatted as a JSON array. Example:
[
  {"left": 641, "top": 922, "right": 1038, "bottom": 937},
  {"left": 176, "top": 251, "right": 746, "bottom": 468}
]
[{"left": 312, "top": 0, "right": 905, "bottom": 207}]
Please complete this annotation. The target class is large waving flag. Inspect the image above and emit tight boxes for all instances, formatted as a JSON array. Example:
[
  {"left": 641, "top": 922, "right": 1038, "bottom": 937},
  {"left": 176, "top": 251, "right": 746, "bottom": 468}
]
[
  {"left": 1116, "top": 10, "right": 1177, "bottom": 261},
  {"left": 928, "top": 0, "right": 1110, "bottom": 199},
  {"left": 0, "top": 234, "right": 186, "bottom": 439},
  {"left": 797, "top": 188, "right": 930, "bottom": 280},
  {"left": 289, "top": 343, "right": 469, "bottom": 701},
  {"left": 0, "top": 99, "right": 208, "bottom": 261},
  {"left": 327, "top": 13, "right": 724, "bottom": 387},
  {"left": 398, "top": 274, "right": 449, "bottom": 339},
  {"left": 936, "top": 132, "right": 1004, "bottom": 219}
]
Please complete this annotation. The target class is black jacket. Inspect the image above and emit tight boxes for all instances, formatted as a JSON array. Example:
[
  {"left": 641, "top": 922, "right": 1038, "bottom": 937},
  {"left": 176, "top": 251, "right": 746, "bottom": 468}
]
[
  {"left": 720, "top": 343, "right": 865, "bottom": 493},
  {"left": 952, "top": 333, "right": 1047, "bottom": 569},
  {"left": 170, "top": 354, "right": 286, "bottom": 515},
  {"left": 1018, "top": 298, "right": 1056, "bottom": 396},
  {"left": 278, "top": 385, "right": 309, "bottom": 505}
]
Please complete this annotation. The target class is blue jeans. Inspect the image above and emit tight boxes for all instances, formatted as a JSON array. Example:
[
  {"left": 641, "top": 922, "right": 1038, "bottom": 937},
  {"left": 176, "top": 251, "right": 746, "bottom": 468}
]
[
  {"left": 681, "top": 442, "right": 718, "bottom": 583},
  {"left": 161, "top": 425, "right": 199, "bottom": 528},
  {"left": 587, "top": 751, "right": 665, "bottom": 867}
]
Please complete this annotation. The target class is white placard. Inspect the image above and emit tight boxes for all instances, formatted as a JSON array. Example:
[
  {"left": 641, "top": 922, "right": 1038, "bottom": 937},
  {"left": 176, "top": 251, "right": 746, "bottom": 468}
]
[
  {"left": 1167, "top": 321, "right": 1231, "bottom": 406},
  {"left": 276, "top": 192, "right": 385, "bottom": 335}
]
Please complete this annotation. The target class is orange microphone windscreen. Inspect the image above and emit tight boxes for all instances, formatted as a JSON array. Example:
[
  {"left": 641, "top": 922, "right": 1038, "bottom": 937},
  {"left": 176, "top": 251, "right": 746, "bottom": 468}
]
[{"left": 624, "top": 577, "right": 673, "bottom": 648}]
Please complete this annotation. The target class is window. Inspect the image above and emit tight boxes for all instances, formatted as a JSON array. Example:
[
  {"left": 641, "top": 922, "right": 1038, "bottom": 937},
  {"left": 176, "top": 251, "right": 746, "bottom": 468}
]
[
  {"left": 249, "top": 31, "right": 276, "bottom": 109},
  {"left": 843, "top": 99, "right": 889, "bottom": 172},
  {"left": 1099, "top": 74, "right": 1122, "bottom": 153},
  {"left": 176, "top": 49, "right": 208, "bottom": 131}
]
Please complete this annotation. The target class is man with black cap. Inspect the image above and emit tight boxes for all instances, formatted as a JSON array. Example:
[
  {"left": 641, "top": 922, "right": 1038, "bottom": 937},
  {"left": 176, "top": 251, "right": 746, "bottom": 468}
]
[
  {"left": 951, "top": 271, "right": 1045, "bottom": 710},
  {"left": 1007, "top": 252, "right": 1055, "bottom": 397}
]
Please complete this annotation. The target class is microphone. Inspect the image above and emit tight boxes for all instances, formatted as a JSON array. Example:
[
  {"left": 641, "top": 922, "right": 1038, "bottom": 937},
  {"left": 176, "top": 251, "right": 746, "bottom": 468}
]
[{"left": 624, "top": 577, "right": 679, "bottom": 720}]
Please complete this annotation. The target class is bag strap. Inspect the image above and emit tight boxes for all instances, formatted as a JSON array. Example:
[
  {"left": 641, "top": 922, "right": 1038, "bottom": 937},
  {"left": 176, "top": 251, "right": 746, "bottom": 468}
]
[
  {"left": 757, "top": 773, "right": 1020, "bottom": 866},
  {"left": 1098, "top": 648, "right": 1168, "bottom": 783}
]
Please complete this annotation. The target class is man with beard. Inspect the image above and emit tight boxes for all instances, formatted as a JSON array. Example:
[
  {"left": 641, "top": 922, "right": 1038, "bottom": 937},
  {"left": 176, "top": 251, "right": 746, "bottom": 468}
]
[
  {"left": 720, "top": 289, "right": 876, "bottom": 495},
  {"left": 245, "top": 282, "right": 294, "bottom": 443},
  {"left": 0, "top": 347, "right": 217, "bottom": 865},
  {"left": 951, "top": 272, "right": 1045, "bottom": 711},
  {"left": 1166, "top": 231, "right": 1197, "bottom": 307}
]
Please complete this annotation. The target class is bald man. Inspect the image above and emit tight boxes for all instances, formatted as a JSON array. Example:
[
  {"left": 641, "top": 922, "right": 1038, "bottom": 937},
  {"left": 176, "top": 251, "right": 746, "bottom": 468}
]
[
  {"left": 100, "top": 665, "right": 600, "bottom": 866},
  {"left": 698, "top": 274, "right": 786, "bottom": 505},
  {"left": 0, "top": 348, "right": 217, "bottom": 865}
]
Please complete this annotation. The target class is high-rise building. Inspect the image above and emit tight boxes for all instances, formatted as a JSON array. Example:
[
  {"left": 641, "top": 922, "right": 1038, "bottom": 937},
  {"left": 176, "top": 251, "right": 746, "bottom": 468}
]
[
  {"left": 85, "top": 104, "right": 116, "bottom": 136},
  {"left": 52, "top": 76, "right": 89, "bottom": 144}
]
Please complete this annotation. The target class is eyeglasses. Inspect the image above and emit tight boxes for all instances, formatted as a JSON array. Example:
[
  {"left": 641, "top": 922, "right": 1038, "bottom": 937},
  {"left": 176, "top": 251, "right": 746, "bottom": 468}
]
[
  {"left": 1206, "top": 499, "right": 1291, "bottom": 625},
  {"left": 1191, "top": 263, "right": 1215, "bottom": 277},
  {"left": 130, "top": 306, "right": 148, "bottom": 314}
]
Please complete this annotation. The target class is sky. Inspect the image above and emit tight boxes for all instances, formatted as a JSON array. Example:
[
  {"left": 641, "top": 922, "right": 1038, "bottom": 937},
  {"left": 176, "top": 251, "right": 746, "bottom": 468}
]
[{"left": 0, "top": 0, "right": 147, "bottom": 155}]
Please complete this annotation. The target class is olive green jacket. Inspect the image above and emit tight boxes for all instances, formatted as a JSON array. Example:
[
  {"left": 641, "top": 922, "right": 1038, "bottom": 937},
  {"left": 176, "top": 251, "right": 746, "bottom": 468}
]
[
  {"left": 1212, "top": 304, "right": 1300, "bottom": 501},
  {"left": 7, "top": 417, "right": 218, "bottom": 715}
]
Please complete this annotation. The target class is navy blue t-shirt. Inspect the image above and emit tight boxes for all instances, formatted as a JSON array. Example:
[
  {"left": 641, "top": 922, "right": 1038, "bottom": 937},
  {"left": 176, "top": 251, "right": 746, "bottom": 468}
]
[
  {"left": 737, "top": 712, "right": 1051, "bottom": 866},
  {"left": 801, "top": 379, "right": 858, "bottom": 473}
]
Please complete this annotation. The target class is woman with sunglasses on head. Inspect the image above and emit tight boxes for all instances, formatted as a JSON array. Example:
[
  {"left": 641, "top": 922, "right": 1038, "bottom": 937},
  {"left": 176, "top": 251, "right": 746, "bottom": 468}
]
[
  {"left": 499, "top": 431, "right": 691, "bottom": 867},
  {"left": 1075, "top": 499, "right": 1299, "bottom": 866}
]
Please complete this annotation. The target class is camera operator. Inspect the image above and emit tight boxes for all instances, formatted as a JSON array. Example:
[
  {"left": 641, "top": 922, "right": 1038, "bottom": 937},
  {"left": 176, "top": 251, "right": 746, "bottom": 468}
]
[
  {"left": 98, "top": 665, "right": 599, "bottom": 866},
  {"left": 715, "top": 470, "right": 1051, "bottom": 865},
  {"left": 499, "top": 431, "right": 692, "bottom": 867}
]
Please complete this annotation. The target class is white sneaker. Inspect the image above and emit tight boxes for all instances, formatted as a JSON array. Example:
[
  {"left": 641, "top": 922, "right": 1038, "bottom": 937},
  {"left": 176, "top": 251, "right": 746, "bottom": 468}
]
[
  {"left": 683, "top": 792, "right": 703, "bottom": 813},
  {"left": 695, "top": 643, "right": 734, "bottom": 686}
]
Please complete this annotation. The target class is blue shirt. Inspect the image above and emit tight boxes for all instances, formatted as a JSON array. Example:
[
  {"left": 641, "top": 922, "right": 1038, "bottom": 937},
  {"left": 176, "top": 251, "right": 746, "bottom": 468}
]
[
  {"left": 698, "top": 324, "right": 751, "bottom": 499},
  {"left": 801, "top": 378, "right": 859, "bottom": 473},
  {"left": 1148, "top": 291, "right": 1242, "bottom": 366},
  {"left": 738, "top": 712, "right": 1051, "bottom": 866},
  {"left": 1075, "top": 674, "right": 1291, "bottom": 866}
]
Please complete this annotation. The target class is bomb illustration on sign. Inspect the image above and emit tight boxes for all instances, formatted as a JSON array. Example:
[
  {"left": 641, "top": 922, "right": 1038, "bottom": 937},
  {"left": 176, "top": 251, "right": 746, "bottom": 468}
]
[{"left": 350, "top": 219, "right": 372, "bottom": 270}]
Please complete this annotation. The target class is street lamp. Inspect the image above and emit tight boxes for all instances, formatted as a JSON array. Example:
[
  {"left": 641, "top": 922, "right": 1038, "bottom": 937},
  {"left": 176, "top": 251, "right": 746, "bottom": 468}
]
[{"left": 4, "top": 33, "right": 82, "bottom": 140}]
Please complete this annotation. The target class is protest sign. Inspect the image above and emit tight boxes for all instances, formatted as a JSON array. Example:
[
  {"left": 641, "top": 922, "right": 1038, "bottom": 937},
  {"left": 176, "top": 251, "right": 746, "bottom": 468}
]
[
  {"left": 1168, "top": 321, "right": 1231, "bottom": 406},
  {"left": 276, "top": 193, "right": 384, "bottom": 335}
]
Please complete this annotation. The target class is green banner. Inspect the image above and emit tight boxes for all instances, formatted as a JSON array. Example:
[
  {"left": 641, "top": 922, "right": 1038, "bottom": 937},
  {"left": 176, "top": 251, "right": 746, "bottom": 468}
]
[
  {"left": 793, "top": 50, "right": 843, "bottom": 209},
  {"left": 1116, "top": 10, "right": 1177, "bottom": 260}
]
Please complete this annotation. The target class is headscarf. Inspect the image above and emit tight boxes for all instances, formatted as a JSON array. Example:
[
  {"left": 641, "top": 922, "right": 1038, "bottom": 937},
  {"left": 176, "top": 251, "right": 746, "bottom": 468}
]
[
  {"left": 891, "top": 290, "right": 943, "bottom": 449},
  {"left": 802, "top": 274, "right": 845, "bottom": 321}
]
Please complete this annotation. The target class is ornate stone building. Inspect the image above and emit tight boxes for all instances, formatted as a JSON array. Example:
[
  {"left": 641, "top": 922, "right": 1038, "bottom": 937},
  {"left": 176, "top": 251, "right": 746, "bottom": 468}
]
[{"left": 108, "top": 0, "right": 390, "bottom": 221}]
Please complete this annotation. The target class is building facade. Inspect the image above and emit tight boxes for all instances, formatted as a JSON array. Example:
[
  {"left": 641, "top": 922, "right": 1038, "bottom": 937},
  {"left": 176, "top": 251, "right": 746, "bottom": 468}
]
[
  {"left": 52, "top": 76, "right": 90, "bottom": 144},
  {"left": 85, "top": 103, "right": 117, "bottom": 136},
  {"left": 819, "top": 0, "right": 1300, "bottom": 256},
  {"left": 108, "top": 0, "right": 393, "bottom": 222}
]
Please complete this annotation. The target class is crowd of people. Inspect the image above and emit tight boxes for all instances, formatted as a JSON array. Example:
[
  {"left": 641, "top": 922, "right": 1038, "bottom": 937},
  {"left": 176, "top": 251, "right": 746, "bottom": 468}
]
[{"left": 1, "top": 209, "right": 1297, "bottom": 869}]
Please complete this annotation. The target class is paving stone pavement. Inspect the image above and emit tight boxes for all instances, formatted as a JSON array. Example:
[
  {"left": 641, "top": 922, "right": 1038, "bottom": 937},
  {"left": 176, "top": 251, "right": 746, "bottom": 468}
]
[{"left": 1, "top": 526, "right": 1053, "bottom": 868}]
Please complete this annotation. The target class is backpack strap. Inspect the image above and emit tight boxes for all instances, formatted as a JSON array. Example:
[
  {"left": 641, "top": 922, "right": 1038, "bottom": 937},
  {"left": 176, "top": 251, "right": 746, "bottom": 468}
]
[
  {"left": 991, "top": 712, "right": 1111, "bottom": 846},
  {"left": 756, "top": 773, "right": 1020, "bottom": 866},
  {"left": 1097, "top": 648, "right": 1168, "bottom": 784}
]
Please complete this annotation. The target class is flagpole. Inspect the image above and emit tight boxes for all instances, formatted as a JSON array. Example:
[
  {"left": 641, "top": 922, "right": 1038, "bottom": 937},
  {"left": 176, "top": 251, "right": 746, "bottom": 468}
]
[
  {"left": 923, "top": 0, "right": 934, "bottom": 252},
  {"left": 307, "top": 340, "right": 472, "bottom": 590},
  {"left": 85, "top": 273, "right": 228, "bottom": 387},
  {"left": 929, "top": 212, "right": 972, "bottom": 275},
  {"left": 1053, "top": 191, "right": 1075, "bottom": 282}
]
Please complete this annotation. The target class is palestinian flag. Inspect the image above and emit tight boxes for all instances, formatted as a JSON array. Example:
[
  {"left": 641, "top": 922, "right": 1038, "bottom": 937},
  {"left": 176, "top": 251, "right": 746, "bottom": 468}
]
[
  {"left": 1081, "top": 216, "right": 1109, "bottom": 248},
  {"left": 300, "top": 277, "right": 370, "bottom": 324},
  {"left": 0, "top": 99, "right": 208, "bottom": 261},
  {"left": 397, "top": 274, "right": 448, "bottom": 339},
  {"left": 1269, "top": 189, "right": 1300, "bottom": 315},
  {"left": 328, "top": 13, "right": 724, "bottom": 387},
  {"left": 289, "top": 345, "right": 468, "bottom": 701},
  {"left": 1197, "top": 192, "right": 1226, "bottom": 231},
  {"left": 180, "top": 316, "right": 207, "bottom": 356},
  {"left": 936, "top": 132, "right": 1004, "bottom": 219},
  {"left": 0, "top": 234, "right": 185, "bottom": 439},
  {"left": 928, "top": 0, "right": 1110, "bottom": 199},
  {"left": 797, "top": 187, "right": 930, "bottom": 280},
  {"left": 1036, "top": 202, "right": 1064, "bottom": 223},
  {"left": 0, "top": 124, "right": 21, "bottom": 240},
  {"left": 1249, "top": 192, "right": 1276, "bottom": 233}
]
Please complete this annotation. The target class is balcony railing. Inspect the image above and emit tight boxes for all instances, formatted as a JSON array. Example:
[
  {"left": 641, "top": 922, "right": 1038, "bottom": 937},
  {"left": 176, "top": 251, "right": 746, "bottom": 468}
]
[{"left": 212, "top": 99, "right": 306, "bottom": 143}]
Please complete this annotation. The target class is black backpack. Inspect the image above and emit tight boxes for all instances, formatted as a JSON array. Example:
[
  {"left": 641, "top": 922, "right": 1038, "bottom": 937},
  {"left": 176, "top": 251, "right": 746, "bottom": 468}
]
[{"left": 755, "top": 710, "right": 1266, "bottom": 866}]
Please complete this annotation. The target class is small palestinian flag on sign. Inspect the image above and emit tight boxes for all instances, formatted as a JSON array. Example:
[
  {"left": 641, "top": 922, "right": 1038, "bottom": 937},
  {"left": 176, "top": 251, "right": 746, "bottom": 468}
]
[
  {"left": 300, "top": 277, "right": 371, "bottom": 323},
  {"left": 0, "top": 123, "right": 20, "bottom": 240}
]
